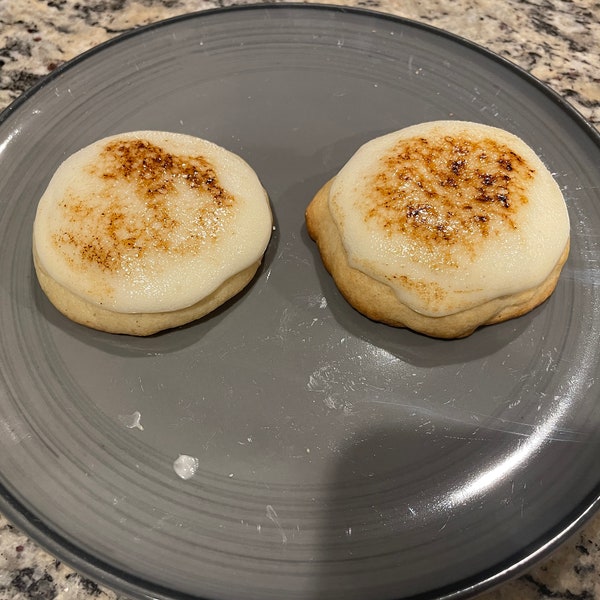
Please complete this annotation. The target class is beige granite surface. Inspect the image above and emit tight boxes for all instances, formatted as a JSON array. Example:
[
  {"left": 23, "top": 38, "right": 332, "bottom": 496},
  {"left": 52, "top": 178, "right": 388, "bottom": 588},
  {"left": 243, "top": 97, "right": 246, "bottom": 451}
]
[{"left": 0, "top": 1, "right": 599, "bottom": 599}]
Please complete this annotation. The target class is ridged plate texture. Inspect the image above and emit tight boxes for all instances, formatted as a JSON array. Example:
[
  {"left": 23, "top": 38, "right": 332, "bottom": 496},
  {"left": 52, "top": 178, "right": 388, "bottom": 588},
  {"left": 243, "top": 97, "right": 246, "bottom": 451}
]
[{"left": 0, "top": 5, "right": 599, "bottom": 600}]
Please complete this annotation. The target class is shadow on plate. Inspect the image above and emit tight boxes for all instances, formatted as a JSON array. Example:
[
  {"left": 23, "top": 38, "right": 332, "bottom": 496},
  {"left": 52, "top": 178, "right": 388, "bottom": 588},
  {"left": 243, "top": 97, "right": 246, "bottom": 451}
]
[
  {"left": 299, "top": 216, "right": 537, "bottom": 370},
  {"left": 306, "top": 421, "right": 528, "bottom": 600},
  {"left": 244, "top": 131, "right": 539, "bottom": 369}
]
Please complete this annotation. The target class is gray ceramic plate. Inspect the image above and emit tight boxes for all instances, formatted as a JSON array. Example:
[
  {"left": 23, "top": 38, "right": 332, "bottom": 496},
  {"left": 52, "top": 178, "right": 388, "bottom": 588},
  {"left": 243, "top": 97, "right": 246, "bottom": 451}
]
[{"left": 1, "top": 5, "right": 599, "bottom": 600}]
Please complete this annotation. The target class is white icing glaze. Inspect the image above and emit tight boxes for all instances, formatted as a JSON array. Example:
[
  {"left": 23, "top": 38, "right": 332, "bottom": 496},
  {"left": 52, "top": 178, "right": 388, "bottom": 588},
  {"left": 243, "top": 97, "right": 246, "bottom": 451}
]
[
  {"left": 173, "top": 454, "right": 198, "bottom": 480},
  {"left": 118, "top": 411, "right": 144, "bottom": 431},
  {"left": 328, "top": 121, "right": 570, "bottom": 317},
  {"left": 33, "top": 131, "right": 272, "bottom": 313}
]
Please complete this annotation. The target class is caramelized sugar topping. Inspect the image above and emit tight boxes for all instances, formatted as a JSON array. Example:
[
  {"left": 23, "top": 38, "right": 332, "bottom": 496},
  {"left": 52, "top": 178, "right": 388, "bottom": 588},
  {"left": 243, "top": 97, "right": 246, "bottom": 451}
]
[
  {"left": 54, "top": 139, "right": 235, "bottom": 273},
  {"left": 363, "top": 135, "right": 536, "bottom": 259}
]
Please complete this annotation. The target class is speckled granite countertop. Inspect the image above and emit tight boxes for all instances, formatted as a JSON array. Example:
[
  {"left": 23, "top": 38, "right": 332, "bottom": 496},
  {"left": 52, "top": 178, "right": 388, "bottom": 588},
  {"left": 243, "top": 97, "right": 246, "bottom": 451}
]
[{"left": 0, "top": 1, "right": 599, "bottom": 599}]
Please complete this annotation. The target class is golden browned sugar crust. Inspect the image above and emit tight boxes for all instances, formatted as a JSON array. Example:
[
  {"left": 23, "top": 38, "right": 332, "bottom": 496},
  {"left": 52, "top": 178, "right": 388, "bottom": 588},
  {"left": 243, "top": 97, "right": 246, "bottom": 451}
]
[
  {"left": 306, "top": 121, "right": 570, "bottom": 338},
  {"left": 58, "top": 138, "right": 236, "bottom": 276},
  {"left": 33, "top": 131, "right": 272, "bottom": 336},
  {"left": 364, "top": 134, "right": 534, "bottom": 265}
]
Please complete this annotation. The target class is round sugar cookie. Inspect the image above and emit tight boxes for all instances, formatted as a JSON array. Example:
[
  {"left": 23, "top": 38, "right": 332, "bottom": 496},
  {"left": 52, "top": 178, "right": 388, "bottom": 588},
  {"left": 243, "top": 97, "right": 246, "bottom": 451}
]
[
  {"left": 33, "top": 131, "right": 272, "bottom": 336},
  {"left": 306, "top": 120, "right": 570, "bottom": 338}
]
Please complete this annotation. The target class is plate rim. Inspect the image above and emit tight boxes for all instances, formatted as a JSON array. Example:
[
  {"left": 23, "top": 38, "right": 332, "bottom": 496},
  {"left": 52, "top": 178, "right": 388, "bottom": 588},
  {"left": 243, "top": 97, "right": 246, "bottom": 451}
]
[
  {"left": 1, "top": 4, "right": 599, "bottom": 600},
  {"left": 2, "top": 2, "right": 598, "bottom": 145}
]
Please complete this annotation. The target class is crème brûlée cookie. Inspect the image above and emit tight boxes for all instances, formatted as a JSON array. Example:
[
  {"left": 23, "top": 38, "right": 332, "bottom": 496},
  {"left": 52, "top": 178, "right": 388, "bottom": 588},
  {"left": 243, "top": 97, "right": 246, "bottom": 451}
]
[
  {"left": 305, "top": 120, "right": 570, "bottom": 338},
  {"left": 33, "top": 131, "right": 272, "bottom": 336}
]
